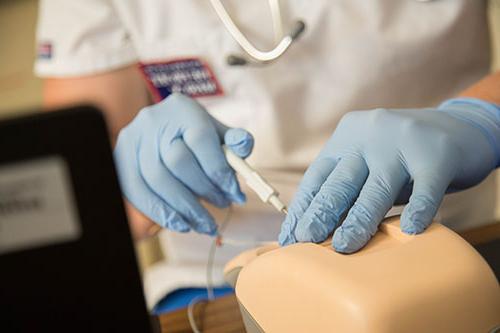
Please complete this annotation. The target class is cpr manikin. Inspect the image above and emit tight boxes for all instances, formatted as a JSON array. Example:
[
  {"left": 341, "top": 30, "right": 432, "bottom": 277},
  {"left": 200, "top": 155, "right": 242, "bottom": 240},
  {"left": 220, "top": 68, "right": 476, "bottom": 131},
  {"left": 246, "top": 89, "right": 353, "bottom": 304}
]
[{"left": 225, "top": 217, "right": 500, "bottom": 333}]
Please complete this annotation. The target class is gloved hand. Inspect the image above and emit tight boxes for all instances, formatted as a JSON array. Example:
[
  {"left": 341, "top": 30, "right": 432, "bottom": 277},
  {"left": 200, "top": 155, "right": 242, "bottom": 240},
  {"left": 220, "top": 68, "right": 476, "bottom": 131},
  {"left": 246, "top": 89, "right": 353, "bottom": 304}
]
[
  {"left": 114, "top": 93, "right": 254, "bottom": 235},
  {"left": 279, "top": 98, "right": 499, "bottom": 253}
]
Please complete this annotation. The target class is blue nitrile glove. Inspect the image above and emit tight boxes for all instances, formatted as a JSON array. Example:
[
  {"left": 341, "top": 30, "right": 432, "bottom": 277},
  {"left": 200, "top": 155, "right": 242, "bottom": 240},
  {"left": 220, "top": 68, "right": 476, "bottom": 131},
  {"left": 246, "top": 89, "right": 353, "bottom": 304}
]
[
  {"left": 114, "top": 93, "right": 254, "bottom": 235},
  {"left": 279, "top": 98, "right": 499, "bottom": 253}
]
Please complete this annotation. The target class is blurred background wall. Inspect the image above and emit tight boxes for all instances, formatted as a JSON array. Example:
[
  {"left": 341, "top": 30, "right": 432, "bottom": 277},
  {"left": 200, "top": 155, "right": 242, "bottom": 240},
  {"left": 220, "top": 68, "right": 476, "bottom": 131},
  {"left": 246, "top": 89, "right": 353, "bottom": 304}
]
[
  {"left": 492, "top": 0, "right": 500, "bottom": 70},
  {"left": 0, "top": 0, "right": 42, "bottom": 117}
]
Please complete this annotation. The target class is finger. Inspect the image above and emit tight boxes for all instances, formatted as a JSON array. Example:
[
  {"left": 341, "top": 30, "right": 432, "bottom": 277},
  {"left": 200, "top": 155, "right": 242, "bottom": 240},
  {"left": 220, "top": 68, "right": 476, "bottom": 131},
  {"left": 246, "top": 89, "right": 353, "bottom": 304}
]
[
  {"left": 224, "top": 128, "right": 254, "bottom": 158},
  {"left": 294, "top": 154, "right": 368, "bottom": 243},
  {"left": 278, "top": 157, "right": 338, "bottom": 246},
  {"left": 181, "top": 125, "right": 245, "bottom": 204},
  {"left": 333, "top": 167, "right": 408, "bottom": 253},
  {"left": 160, "top": 138, "right": 230, "bottom": 208},
  {"left": 114, "top": 132, "right": 191, "bottom": 233},
  {"left": 400, "top": 171, "right": 450, "bottom": 234},
  {"left": 138, "top": 135, "right": 218, "bottom": 235}
]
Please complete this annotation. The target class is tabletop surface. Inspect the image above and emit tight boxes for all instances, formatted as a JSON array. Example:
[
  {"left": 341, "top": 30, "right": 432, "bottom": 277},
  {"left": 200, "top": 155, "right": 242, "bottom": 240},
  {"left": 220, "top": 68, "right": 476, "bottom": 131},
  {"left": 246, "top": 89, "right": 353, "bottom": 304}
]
[{"left": 158, "top": 293, "right": 245, "bottom": 333}]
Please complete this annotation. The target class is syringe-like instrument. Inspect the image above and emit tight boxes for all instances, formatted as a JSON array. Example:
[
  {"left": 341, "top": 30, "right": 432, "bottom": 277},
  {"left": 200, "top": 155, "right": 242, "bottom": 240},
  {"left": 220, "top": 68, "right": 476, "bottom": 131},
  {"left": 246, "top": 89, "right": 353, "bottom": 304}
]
[{"left": 223, "top": 145, "right": 287, "bottom": 215}]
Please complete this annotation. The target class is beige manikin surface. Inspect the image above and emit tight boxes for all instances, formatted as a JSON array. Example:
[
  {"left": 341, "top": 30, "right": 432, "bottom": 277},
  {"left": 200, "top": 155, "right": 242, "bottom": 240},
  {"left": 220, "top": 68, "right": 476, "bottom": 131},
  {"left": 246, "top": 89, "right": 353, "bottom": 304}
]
[{"left": 224, "top": 217, "right": 500, "bottom": 333}]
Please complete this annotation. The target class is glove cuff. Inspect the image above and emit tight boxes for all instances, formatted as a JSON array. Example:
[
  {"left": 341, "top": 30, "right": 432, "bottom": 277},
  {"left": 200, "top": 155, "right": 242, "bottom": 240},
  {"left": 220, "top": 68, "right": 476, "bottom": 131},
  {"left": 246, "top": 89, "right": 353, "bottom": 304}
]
[{"left": 438, "top": 97, "right": 500, "bottom": 168}]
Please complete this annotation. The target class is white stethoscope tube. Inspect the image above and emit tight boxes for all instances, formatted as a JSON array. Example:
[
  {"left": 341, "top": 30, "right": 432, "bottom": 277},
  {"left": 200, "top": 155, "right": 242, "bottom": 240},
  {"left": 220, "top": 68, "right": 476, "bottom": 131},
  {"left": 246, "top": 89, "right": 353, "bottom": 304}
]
[
  {"left": 210, "top": 0, "right": 437, "bottom": 66},
  {"left": 269, "top": 0, "right": 284, "bottom": 43},
  {"left": 209, "top": 0, "right": 305, "bottom": 65}
]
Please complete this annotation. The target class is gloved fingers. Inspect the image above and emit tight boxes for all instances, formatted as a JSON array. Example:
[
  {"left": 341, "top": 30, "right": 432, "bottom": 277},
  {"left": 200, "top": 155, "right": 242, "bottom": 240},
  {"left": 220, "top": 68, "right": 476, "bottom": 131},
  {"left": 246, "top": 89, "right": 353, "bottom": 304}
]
[
  {"left": 114, "top": 134, "right": 191, "bottom": 233},
  {"left": 400, "top": 171, "right": 450, "bottom": 234},
  {"left": 138, "top": 138, "right": 218, "bottom": 235},
  {"left": 182, "top": 124, "right": 245, "bottom": 204},
  {"left": 293, "top": 154, "right": 368, "bottom": 243},
  {"left": 130, "top": 194, "right": 192, "bottom": 233},
  {"left": 278, "top": 156, "right": 338, "bottom": 246},
  {"left": 332, "top": 168, "right": 408, "bottom": 253},
  {"left": 224, "top": 128, "right": 254, "bottom": 158},
  {"left": 160, "top": 138, "right": 231, "bottom": 208}
]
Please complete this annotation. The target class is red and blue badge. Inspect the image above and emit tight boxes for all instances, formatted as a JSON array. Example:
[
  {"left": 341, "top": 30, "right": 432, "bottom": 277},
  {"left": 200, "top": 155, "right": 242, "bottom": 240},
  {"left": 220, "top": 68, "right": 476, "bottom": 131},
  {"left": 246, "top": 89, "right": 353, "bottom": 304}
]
[
  {"left": 37, "top": 42, "right": 53, "bottom": 59},
  {"left": 139, "top": 58, "right": 224, "bottom": 102}
]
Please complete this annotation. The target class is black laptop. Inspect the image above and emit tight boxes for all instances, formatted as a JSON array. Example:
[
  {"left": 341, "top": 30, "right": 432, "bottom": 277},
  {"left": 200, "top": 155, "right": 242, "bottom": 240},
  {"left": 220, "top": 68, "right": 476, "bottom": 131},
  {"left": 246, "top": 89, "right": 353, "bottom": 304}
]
[{"left": 0, "top": 106, "right": 157, "bottom": 332}]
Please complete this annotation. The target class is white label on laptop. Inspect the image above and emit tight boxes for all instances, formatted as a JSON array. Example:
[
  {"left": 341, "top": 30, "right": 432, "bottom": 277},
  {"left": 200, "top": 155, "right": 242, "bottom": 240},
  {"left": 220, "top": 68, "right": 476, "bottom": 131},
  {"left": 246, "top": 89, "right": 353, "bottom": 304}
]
[{"left": 0, "top": 156, "right": 81, "bottom": 255}]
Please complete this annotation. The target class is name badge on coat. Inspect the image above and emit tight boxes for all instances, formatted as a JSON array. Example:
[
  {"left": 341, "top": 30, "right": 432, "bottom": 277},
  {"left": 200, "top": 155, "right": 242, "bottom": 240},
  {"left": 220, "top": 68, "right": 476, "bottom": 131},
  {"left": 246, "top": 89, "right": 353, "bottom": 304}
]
[{"left": 139, "top": 58, "right": 224, "bottom": 102}]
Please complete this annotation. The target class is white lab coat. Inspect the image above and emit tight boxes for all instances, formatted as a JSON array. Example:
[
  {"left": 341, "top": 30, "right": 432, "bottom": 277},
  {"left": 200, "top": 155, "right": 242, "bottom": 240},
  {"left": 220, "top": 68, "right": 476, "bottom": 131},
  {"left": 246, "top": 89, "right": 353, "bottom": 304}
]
[{"left": 36, "top": 0, "right": 498, "bottom": 308}]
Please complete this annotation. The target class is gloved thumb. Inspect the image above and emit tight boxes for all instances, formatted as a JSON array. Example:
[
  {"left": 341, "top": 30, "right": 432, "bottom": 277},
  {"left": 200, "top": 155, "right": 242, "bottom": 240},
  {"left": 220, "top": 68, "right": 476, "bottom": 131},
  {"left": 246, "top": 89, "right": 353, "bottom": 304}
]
[{"left": 224, "top": 128, "right": 254, "bottom": 158}]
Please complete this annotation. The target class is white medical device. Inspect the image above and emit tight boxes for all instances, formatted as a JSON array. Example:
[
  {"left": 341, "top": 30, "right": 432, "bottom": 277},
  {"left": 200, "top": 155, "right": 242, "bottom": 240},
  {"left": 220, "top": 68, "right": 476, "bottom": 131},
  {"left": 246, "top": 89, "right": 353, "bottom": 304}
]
[{"left": 223, "top": 145, "right": 287, "bottom": 214}]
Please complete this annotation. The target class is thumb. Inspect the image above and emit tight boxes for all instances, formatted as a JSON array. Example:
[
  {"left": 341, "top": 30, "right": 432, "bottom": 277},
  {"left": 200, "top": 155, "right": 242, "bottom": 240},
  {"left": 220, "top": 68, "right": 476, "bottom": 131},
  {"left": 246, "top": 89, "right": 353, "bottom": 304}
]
[{"left": 224, "top": 128, "right": 254, "bottom": 158}]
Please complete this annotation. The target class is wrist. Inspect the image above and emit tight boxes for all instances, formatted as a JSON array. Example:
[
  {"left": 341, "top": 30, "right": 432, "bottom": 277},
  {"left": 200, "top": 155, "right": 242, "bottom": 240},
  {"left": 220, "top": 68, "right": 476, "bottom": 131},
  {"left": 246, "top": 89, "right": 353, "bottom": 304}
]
[
  {"left": 438, "top": 97, "right": 500, "bottom": 167},
  {"left": 458, "top": 71, "right": 500, "bottom": 105}
]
